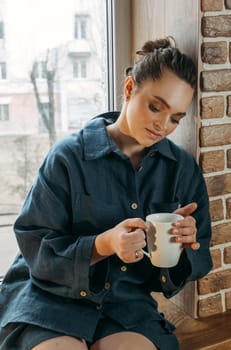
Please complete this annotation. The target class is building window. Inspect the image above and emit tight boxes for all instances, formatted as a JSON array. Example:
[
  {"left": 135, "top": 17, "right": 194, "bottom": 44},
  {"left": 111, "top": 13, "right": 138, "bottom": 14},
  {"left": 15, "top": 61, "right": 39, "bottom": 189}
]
[
  {"left": 73, "top": 59, "right": 87, "bottom": 78},
  {"left": 33, "top": 61, "right": 47, "bottom": 79},
  {"left": 0, "top": 62, "right": 7, "bottom": 79},
  {"left": 0, "top": 104, "right": 9, "bottom": 121},
  {"left": 74, "top": 15, "right": 88, "bottom": 39},
  {"left": 0, "top": 22, "right": 4, "bottom": 39}
]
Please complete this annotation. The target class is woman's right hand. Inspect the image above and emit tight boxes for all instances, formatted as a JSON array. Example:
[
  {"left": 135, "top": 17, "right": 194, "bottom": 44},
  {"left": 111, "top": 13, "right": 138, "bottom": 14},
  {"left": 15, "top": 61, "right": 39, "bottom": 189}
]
[{"left": 92, "top": 218, "right": 147, "bottom": 264}]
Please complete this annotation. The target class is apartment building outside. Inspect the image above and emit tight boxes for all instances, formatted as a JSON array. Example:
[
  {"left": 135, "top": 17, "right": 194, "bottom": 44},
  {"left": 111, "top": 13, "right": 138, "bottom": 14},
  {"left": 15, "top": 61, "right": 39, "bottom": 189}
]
[{"left": 0, "top": 0, "right": 107, "bottom": 136}]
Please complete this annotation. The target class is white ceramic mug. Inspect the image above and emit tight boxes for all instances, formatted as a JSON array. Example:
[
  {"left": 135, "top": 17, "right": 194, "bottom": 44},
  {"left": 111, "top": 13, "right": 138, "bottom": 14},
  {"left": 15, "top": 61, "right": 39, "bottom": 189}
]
[{"left": 142, "top": 213, "right": 183, "bottom": 268}]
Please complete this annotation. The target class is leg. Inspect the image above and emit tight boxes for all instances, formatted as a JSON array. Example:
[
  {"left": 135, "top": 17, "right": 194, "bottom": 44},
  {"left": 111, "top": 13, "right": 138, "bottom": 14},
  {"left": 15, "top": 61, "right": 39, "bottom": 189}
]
[
  {"left": 31, "top": 336, "right": 88, "bottom": 350},
  {"left": 90, "top": 332, "right": 158, "bottom": 350}
]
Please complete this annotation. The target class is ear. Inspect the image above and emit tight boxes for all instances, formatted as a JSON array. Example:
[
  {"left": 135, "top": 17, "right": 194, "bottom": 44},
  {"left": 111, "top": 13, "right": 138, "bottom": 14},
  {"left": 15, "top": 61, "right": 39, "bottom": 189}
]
[{"left": 124, "top": 76, "right": 135, "bottom": 100}]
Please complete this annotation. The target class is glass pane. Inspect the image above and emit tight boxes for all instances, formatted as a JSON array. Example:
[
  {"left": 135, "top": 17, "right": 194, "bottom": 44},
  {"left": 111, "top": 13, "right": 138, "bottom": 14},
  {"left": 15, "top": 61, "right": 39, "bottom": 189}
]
[{"left": 0, "top": 0, "right": 108, "bottom": 276}]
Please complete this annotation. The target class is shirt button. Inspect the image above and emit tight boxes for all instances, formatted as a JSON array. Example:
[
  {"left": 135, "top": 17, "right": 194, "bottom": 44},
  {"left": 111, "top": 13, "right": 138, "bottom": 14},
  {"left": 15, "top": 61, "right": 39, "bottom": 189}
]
[
  {"left": 104, "top": 282, "right": 111, "bottom": 289},
  {"left": 161, "top": 275, "right": 167, "bottom": 283},
  {"left": 80, "top": 290, "right": 87, "bottom": 297},
  {"left": 121, "top": 266, "right": 127, "bottom": 272},
  {"left": 96, "top": 305, "right": 102, "bottom": 310},
  {"left": 131, "top": 202, "right": 138, "bottom": 210}
]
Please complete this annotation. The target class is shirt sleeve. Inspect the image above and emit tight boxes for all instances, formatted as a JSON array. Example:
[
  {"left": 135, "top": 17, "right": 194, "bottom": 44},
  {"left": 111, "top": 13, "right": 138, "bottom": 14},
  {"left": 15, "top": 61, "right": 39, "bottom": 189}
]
[
  {"left": 155, "top": 161, "right": 212, "bottom": 298},
  {"left": 14, "top": 144, "right": 109, "bottom": 304}
]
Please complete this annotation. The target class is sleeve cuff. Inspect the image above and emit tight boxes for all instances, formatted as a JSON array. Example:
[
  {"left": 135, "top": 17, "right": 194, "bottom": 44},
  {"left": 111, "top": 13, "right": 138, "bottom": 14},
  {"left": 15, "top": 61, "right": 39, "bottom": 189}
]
[
  {"left": 159, "top": 249, "right": 191, "bottom": 298},
  {"left": 73, "top": 235, "right": 110, "bottom": 304}
]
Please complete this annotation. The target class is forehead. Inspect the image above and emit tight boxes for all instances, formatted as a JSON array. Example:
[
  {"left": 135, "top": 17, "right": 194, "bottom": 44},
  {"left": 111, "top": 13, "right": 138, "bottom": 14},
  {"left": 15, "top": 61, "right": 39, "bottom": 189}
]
[{"left": 141, "top": 70, "right": 194, "bottom": 113}]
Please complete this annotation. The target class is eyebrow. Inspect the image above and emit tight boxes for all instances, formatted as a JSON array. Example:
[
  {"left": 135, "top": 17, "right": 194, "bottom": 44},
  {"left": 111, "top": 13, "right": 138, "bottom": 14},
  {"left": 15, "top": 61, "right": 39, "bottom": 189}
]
[{"left": 153, "top": 95, "right": 186, "bottom": 117}]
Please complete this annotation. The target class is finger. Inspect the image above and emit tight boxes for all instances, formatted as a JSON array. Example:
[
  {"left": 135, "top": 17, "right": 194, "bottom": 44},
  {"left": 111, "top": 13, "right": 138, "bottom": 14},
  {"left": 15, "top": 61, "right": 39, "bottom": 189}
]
[
  {"left": 172, "top": 225, "right": 196, "bottom": 237},
  {"left": 174, "top": 202, "right": 198, "bottom": 217},
  {"left": 174, "top": 234, "right": 196, "bottom": 244},
  {"left": 134, "top": 249, "right": 144, "bottom": 262},
  {"left": 183, "top": 242, "right": 200, "bottom": 250},
  {"left": 124, "top": 218, "right": 148, "bottom": 231}
]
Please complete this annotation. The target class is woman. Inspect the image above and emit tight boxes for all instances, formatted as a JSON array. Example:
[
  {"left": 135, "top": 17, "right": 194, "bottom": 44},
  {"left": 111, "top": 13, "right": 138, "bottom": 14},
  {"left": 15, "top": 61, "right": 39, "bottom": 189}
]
[{"left": 0, "top": 37, "right": 212, "bottom": 350}]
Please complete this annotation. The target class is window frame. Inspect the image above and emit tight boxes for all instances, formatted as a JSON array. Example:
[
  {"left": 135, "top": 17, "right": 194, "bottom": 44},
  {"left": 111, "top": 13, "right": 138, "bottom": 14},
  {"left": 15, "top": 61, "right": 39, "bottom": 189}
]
[{"left": 106, "top": 0, "right": 131, "bottom": 111}]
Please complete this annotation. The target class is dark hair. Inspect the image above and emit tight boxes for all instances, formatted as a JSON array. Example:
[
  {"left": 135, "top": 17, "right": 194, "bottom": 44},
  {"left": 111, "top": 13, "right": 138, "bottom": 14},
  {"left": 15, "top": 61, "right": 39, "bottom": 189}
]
[{"left": 125, "top": 37, "right": 197, "bottom": 90}]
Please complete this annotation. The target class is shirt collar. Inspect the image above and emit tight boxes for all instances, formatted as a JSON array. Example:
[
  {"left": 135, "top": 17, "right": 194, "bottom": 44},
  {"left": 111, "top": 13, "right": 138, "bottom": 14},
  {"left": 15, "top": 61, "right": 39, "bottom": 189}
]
[
  {"left": 148, "top": 138, "right": 177, "bottom": 162},
  {"left": 83, "top": 112, "right": 177, "bottom": 162},
  {"left": 83, "top": 112, "right": 119, "bottom": 160}
]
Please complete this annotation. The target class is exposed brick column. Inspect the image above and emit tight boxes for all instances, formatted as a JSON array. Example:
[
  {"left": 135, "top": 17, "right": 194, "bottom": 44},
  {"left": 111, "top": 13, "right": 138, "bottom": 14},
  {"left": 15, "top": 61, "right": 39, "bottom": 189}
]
[{"left": 198, "top": 0, "right": 231, "bottom": 317}]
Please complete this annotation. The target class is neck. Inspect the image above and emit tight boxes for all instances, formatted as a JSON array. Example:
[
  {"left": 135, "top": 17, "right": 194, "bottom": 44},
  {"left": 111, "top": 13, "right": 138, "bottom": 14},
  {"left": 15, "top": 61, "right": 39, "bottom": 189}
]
[{"left": 107, "top": 122, "right": 147, "bottom": 168}]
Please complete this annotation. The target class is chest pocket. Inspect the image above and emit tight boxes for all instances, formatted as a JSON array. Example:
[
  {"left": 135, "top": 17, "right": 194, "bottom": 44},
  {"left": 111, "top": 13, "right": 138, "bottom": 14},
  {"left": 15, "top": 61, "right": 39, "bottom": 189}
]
[
  {"left": 147, "top": 201, "right": 180, "bottom": 215},
  {"left": 73, "top": 193, "right": 121, "bottom": 234}
]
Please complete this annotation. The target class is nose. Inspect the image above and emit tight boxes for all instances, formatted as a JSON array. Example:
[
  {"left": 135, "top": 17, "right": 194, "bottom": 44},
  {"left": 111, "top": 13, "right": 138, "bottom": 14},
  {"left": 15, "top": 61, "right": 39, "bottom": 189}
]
[{"left": 153, "top": 114, "right": 169, "bottom": 132}]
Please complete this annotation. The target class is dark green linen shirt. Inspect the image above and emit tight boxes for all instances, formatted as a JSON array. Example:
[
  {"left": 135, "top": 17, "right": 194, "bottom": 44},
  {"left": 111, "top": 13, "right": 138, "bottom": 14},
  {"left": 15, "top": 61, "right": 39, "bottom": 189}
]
[{"left": 0, "top": 112, "right": 212, "bottom": 342}]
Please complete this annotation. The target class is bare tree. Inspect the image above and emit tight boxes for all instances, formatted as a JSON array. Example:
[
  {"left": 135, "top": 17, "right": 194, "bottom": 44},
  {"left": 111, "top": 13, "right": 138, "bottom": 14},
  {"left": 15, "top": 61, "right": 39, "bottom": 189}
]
[{"left": 30, "top": 49, "right": 58, "bottom": 146}]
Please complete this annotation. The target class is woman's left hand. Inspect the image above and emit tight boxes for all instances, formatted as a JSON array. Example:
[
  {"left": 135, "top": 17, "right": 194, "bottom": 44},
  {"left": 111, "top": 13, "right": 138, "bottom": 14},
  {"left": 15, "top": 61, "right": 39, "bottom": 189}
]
[{"left": 172, "top": 202, "right": 200, "bottom": 250}]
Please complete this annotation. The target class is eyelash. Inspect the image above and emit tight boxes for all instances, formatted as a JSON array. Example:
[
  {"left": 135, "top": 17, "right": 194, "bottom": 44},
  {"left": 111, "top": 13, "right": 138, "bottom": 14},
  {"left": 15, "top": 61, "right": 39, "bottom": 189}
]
[
  {"left": 171, "top": 117, "right": 180, "bottom": 125},
  {"left": 149, "top": 104, "right": 180, "bottom": 124},
  {"left": 149, "top": 104, "right": 160, "bottom": 113}
]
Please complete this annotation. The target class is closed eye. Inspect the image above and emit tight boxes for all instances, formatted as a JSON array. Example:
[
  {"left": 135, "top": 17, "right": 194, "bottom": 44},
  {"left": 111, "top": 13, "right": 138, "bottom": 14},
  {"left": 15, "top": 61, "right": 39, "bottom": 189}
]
[
  {"left": 171, "top": 117, "right": 180, "bottom": 124},
  {"left": 149, "top": 104, "right": 160, "bottom": 113}
]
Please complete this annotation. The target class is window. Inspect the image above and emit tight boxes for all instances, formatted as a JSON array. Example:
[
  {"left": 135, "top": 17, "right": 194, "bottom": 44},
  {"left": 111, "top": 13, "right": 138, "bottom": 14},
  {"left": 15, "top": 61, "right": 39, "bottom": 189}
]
[
  {"left": 0, "top": 62, "right": 7, "bottom": 79},
  {"left": 0, "top": 0, "right": 131, "bottom": 278},
  {"left": 74, "top": 15, "right": 88, "bottom": 39},
  {"left": 68, "top": 97, "right": 97, "bottom": 128},
  {"left": 0, "top": 21, "right": 4, "bottom": 39},
  {"left": 73, "top": 59, "right": 87, "bottom": 78},
  {"left": 0, "top": 104, "right": 9, "bottom": 121},
  {"left": 0, "top": 0, "right": 116, "bottom": 277}
]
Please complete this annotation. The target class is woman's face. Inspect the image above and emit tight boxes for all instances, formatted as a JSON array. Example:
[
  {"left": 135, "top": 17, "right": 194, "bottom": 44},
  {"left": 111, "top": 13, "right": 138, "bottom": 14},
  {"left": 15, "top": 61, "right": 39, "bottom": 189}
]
[{"left": 121, "top": 69, "right": 195, "bottom": 147}]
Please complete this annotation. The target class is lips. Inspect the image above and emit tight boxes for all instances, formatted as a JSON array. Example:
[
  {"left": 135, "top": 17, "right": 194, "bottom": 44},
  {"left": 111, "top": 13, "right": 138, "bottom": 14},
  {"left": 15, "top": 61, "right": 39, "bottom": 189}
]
[{"left": 146, "top": 128, "right": 162, "bottom": 140}]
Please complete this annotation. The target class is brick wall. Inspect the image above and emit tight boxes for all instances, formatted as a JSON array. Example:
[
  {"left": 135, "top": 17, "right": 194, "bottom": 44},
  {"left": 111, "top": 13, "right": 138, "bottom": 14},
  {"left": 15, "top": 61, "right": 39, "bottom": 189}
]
[{"left": 198, "top": 0, "right": 231, "bottom": 317}]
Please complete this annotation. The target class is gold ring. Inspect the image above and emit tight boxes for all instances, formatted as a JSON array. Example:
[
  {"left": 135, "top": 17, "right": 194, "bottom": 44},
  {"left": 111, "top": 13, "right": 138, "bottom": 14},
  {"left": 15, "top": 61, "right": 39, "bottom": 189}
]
[{"left": 135, "top": 250, "right": 139, "bottom": 259}]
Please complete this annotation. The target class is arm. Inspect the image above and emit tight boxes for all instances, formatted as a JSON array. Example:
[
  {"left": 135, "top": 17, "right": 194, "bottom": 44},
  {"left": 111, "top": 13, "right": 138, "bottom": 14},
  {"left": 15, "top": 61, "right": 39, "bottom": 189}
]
[{"left": 160, "top": 176, "right": 212, "bottom": 298}]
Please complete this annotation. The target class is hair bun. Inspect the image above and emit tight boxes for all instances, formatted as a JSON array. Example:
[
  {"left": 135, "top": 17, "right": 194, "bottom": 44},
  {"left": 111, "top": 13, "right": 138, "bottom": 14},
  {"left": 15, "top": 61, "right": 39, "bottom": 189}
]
[{"left": 136, "top": 36, "right": 176, "bottom": 56}]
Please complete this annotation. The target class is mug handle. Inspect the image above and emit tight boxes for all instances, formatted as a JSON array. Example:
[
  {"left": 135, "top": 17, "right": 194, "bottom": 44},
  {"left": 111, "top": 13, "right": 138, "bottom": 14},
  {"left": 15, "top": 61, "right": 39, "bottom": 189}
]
[
  {"left": 142, "top": 249, "right": 150, "bottom": 258},
  {"left": 142, "top": 221, "right": 156, "bottom": 259}
]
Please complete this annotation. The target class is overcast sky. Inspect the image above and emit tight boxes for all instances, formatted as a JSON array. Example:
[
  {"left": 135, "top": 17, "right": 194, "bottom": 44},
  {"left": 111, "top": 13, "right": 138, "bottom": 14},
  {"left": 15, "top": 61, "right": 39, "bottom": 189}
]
[{"left": 3, "top": 0, "right": 77, "bottom": 76}]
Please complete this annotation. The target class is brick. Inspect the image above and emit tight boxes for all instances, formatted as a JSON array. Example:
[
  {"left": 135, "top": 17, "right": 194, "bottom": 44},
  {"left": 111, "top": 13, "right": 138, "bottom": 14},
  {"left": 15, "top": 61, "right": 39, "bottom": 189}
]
[
  {"left": 201, "top": 42, "right": 227, "bottom": 64},
  {"left": 200, "top": 124, "right": 231, "bottom": 147},
  {"left": 200, "top": 96, "right": 224, "bottom": 119},
  {"left": 198, "top": 269, "right": 231, "bottom": 294},
  {"left": 211, "top": 222, "right": 231, "bottom": 246},
  {"left": 201, "top": 0, "right": 223, "bottom": 11},
  {"left": 198, "top": 294, "right": 222, "bottom": 317},
  {"left": 225, "top": 291, "right": 231, "bottom": 310},
  {"left": 205, "top": 174, "right": 231, "bottom": 197},
  {"left": 209, "top": 199, "right": 224, "bottom": 221},
  {"left": 202, "top": 16, "right": 231, "bottom": 37},
  {"left": 226, "top": 197, "right": 231, "bottom": 218},
  {"left": 227, "top": 149, "right": 231, "bottom": 167},
  {"left": 201, "top": 70, "right": 231, "bottom": 92},
  {"left": 224, "top": 246, "right": 231, "bottom": 263},
  {"left": 225, "top": 0, "right": 231, "bottom": 9},
  {"left": 230, "top": 43, "right": 231, "bottom": 62},
  {"left": 211, "top": 249, "right": 222, "bottom": 269},
  {"left": 199, "top": 150, "right": 224, "bottom": 173},
  {"left": 227, "top": 96, "right": 231, "bottom": 117}
]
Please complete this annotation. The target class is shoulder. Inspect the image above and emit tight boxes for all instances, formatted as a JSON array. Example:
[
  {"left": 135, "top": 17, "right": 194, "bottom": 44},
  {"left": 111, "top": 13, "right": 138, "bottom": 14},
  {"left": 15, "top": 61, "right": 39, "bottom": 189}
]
[{"left": 166, "top": 138, "right": 198, "bottom": 167}]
